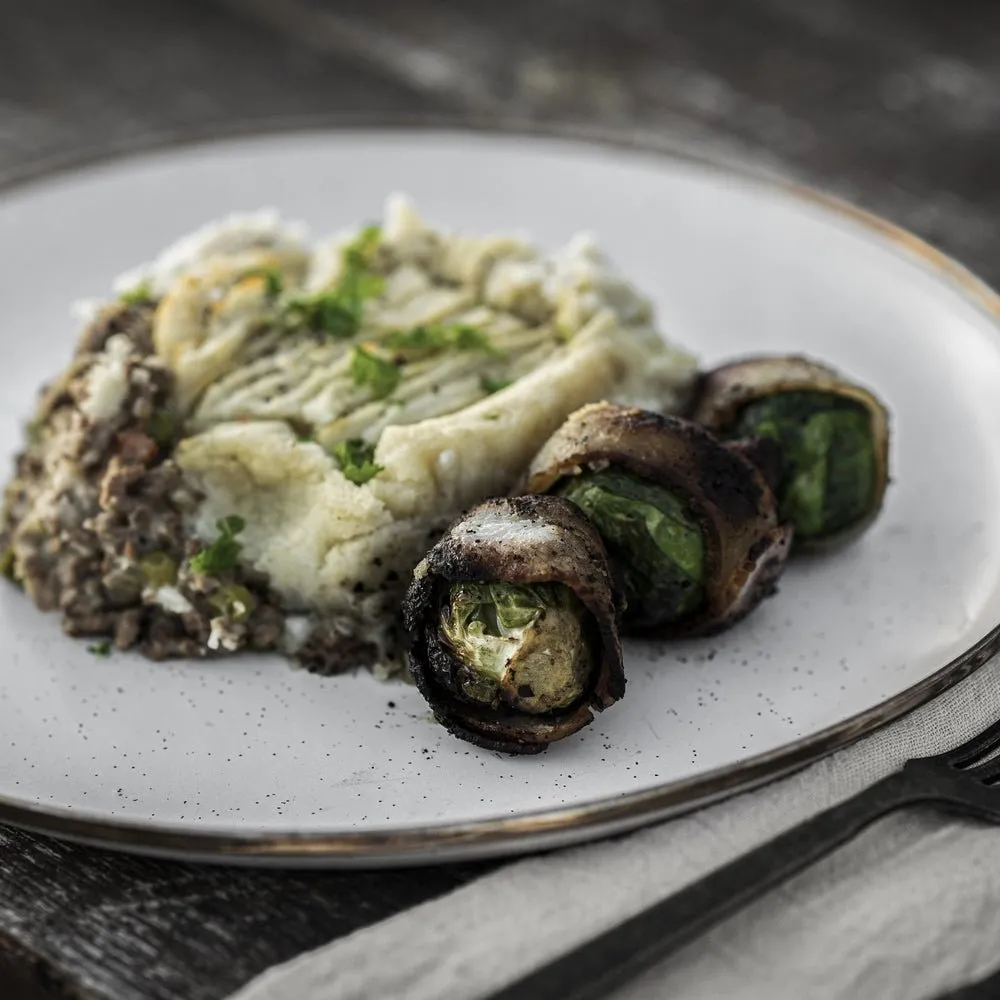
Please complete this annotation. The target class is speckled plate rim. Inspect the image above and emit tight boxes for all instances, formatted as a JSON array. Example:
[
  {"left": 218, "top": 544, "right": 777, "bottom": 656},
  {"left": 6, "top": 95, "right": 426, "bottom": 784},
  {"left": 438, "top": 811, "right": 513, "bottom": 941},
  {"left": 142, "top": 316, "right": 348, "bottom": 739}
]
[{"left": 2, "top": 112, "right": 1000, "bottom": 868}]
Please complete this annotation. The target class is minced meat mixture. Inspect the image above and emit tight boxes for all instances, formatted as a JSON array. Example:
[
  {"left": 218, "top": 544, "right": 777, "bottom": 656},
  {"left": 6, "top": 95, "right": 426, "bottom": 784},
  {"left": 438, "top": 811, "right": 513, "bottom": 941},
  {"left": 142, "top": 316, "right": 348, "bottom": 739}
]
[{"left": 0, "top": 301, "right": 286, "bottom": 661}]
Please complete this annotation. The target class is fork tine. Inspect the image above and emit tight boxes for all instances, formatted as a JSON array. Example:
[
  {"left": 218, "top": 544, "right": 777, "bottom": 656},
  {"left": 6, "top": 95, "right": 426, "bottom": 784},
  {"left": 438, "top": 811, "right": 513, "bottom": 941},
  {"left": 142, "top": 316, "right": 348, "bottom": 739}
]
[
  {"left": 965, "top": 757, "right": 1000, "bottom": 784},
  {"left": 935, "top": 717, "right": 1000, "bottom": 768}
]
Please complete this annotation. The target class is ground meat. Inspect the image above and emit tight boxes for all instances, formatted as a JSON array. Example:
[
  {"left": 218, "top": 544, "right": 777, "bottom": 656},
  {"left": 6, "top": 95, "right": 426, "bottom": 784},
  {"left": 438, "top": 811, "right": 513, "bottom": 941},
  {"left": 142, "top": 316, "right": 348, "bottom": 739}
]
[
  {"left": 76, "top": 300, "right": 157, "bottom": 356},
  {"left": 113, "top": 607, "right": 144, "bottom": 648},
  {"left": 248, "top": 604, "right": 286, "bottom": 651},
  {"left": 0, "top": 302, "right": 287, "bottom": 661},
  {"left": 295, "top": 620, "right": 380, "bottom": 676},
  {"left": 141, "top": 610, "right": 210, "bottom": 661}
]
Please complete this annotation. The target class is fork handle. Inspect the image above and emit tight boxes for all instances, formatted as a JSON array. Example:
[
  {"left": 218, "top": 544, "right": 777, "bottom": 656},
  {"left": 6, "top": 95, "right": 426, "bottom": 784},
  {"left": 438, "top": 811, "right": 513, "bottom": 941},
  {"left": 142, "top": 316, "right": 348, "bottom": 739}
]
[{"left": 487, "top": 769, "right": 933, "bottom": 1000}]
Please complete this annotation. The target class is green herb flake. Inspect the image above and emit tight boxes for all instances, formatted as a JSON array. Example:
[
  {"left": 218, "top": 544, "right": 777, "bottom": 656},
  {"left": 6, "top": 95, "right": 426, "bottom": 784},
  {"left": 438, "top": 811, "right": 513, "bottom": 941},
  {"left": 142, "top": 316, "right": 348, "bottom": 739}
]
[
  {"left": 283, "top": 291, "right": 360, "bottom": 339},
  {"left": 239, "top": 267, "right": 284, "bottom": 298},
  {"left": 450, "top": 325, "right": 496, "bottom": 352},
  {"left": 332, "top": 438, "right": 384, "bottom": 485},
  {"left": 350, "top": 345, "right": 400, "bottom": 400},
  {"left": 384, "top": 326, "right": 446, "bottom": 352},
  {"left": 344, "top": 224, "right": 382, "bottom": 270},
  {"left": 88, "top": 640, "right": 112, "bottom": 657},
  {"left": 144, "top": 410, "right": 177, "bottom": 450},
  {"left": 344, "top": 270, "right": 386, "bottom": 303},
  {"left": 482, "top": 411, "right": 502, "bottom": 422},
  {"left": 480, "top": 375, "right": 513, "bottom": 395},
  {"left": 281, "top": 223, "right": 385, "bottom": 339},
  {"left": 189, "top": 515, "right": 246, "bottom": 575},
  {"left": 119, "top": 281, "right": 154, "bottom": 306},
  {"left": 386, "top": 324, "right": 496, "bottom": 355}
]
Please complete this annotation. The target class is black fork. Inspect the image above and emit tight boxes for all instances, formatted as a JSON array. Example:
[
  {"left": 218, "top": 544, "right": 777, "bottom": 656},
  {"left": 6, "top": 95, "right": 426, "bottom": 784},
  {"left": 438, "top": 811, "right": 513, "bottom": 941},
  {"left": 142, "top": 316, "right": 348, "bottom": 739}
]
[{"left": 486, "top": 718, "right": 1000, "bottom": 1000}]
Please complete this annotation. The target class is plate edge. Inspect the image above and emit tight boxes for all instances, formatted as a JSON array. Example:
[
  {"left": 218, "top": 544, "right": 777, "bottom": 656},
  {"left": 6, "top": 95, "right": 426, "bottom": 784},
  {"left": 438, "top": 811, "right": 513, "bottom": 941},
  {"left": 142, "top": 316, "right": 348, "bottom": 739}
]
[{"left": 1, "top": 110, "right": 999, "bottom": 865}]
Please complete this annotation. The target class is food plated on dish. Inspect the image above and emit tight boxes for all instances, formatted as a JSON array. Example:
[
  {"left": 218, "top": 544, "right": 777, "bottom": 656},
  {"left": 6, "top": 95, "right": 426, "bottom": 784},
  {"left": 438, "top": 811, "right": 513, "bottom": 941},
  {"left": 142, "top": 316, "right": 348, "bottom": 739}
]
[
  {"left": 403, "top": 494, "right": 625, "bottom": 754},
  {"left": 0, "top": 197, "right": 890, "bottom": 753}
]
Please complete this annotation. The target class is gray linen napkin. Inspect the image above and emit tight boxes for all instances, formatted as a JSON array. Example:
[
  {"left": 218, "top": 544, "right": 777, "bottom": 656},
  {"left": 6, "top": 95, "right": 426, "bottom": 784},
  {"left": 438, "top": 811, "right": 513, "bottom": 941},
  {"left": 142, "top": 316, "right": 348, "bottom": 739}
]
[{"left": 229, "top": 655, "right": 1000, "bottom": 1000}]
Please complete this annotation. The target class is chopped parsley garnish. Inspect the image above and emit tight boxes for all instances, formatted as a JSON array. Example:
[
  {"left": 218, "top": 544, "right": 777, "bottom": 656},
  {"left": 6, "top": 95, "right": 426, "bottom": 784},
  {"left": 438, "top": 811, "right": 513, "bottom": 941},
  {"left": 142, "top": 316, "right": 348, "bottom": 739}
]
[
  {"left": 239, "top": 267, "right": 284, "bottom": 298},
  {"left": 189, "top": 515, "right": 246, "bottom": 575},
  {"left": 350, "top": 345, "right": 400, "bottom": 399},
  {"left": 336, "top": 225, "right": 385, "bottom": 323},
  {"left": 384, "top": 326, "right": 445, "bottom": 352},
  {"left": 451, "top": 326, "right": 496, "bottom": 352},
  {"left": 283, "top": 224, "right": 384, "bottom": 338},
  {"left": 385, "top": 324, "right": 496, "bottom": 354},
  {"left": 480, "top": 375, "right": 513, "bottom": 394},
  {"left": 332, "top": 439, "right": 384, "bottom": 485},
  {"left": 343, "top": 224, "right": 382, "bottom": 270},
  {"left": 283, "top": 292, "right": 359, "bottom": 338},
  {"left": 342, "top": 270, "right": 386, "bottom": 304},
  {"left": 119, "top": 281, "right": 154, "bottom": 306},
  {"left": 88, "top": 640, "right": 112, "bottom": 657}
]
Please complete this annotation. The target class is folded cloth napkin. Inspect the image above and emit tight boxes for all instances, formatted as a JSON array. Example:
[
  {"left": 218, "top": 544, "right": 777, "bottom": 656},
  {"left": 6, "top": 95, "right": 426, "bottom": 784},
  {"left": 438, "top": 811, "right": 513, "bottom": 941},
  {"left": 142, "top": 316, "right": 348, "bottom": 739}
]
[{"left": 228, "top": 655, "right": 1000, "bottom": 1000}]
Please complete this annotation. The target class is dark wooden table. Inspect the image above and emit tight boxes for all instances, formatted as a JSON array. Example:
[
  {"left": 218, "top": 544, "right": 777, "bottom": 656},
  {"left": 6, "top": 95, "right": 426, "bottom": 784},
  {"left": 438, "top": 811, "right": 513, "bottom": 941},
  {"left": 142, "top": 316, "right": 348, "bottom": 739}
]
[{"left": 2, "top": 1, "right": 998, "bottom": 997}]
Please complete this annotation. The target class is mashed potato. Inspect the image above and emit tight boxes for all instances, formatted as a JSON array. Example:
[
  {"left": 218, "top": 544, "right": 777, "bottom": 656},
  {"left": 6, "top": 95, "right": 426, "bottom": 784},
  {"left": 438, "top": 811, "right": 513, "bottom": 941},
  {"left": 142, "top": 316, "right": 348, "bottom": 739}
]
[{"left": 4, "top": 195, "right": 696, "bottom": 674}]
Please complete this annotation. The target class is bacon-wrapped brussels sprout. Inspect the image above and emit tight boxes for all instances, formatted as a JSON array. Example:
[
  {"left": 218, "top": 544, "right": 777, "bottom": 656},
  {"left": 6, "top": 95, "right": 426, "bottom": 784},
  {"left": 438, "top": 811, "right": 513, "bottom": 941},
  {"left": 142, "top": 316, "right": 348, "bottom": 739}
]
[
  {"left": 403, "top": 495, "right": 624, "bottom": 754},
  {"left": 691, "top": 356, "right": 890, "bottom": 550},
  {"left": 524, "top": 403, "right": 792, "bottom": 635}
]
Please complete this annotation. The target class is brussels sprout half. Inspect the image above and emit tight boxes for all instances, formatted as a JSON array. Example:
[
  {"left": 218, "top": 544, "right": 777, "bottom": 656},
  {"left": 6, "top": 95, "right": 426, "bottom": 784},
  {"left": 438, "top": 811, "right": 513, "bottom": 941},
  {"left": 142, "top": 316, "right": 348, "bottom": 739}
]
[
  {"left": 524, "top": 403, "right": 792, "bottom": 637},
  {"left": 732, "top": 391, "right": 876, "bottom": 540},
  {"left": 558, "top": 468, "right": 705, "bottom": 628},
  {"left": 440, "top": 581, "right": 595, "bottom": 714},
  {"left": 403, "top": 495, "right": 625, "bottom": 755},
  {"left": 691, "top": 356, "right": 890, "bottom": 551}
]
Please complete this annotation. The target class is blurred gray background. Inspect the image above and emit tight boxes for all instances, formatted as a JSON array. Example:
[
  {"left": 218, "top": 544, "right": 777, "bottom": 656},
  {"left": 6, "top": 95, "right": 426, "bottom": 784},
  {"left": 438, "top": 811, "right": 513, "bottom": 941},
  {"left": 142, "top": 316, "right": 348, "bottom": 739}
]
[{"left": 4, "top": 0, "right": 999, "bottom": 279}]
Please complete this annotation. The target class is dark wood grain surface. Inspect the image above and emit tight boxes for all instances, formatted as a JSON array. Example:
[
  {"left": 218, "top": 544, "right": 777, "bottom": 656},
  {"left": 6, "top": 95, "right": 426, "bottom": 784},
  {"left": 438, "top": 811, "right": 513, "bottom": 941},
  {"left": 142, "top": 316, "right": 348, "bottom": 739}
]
[
  {"left": 0, "top": 828, "right": 487, "bottom": 1000},
  {"left": 1, "top": 1, "right": 998, "bottom": 998}
]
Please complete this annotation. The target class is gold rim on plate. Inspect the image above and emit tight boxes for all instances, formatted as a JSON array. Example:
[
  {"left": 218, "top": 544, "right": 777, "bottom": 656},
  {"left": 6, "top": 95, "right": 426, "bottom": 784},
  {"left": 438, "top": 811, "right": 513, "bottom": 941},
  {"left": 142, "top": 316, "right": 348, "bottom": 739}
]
[{"left": 2, "top": 113, "right": 998, "bottom": 866}]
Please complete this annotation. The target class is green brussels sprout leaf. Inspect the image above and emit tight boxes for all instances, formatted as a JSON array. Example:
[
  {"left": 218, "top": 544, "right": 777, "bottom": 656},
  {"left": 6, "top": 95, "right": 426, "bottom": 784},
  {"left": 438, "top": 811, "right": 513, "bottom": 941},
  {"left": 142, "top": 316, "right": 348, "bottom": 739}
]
[
  {"left": 559, "top": 468, "right": 705, "bottom": 628},
  {"left": 733, "top": 391, "right": 876, "bottom": 538},
  {"left": 440, "top": 581, "right": 594, "bottom": 714}
]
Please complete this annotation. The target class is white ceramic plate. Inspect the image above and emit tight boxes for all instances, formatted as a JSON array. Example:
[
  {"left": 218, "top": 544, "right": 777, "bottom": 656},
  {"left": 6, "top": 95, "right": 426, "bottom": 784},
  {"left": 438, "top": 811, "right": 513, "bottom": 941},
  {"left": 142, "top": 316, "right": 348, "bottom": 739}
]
[{"left": 2, "top": 122, "right": 1000, "bottom": 867}]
